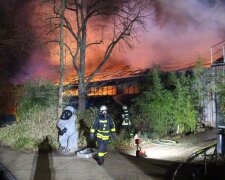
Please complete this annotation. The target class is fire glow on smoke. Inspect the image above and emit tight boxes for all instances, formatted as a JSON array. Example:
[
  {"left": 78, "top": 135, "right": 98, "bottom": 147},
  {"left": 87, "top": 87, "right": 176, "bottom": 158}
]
[
  {"left": 38, "top": 0, "right": 225, "bottom": 85},
  {"left": 1, "top": 0, "right": 225, "bottom": 114},
  {"left": 1, "top": 0, "right": 225, "bottom": 85}
]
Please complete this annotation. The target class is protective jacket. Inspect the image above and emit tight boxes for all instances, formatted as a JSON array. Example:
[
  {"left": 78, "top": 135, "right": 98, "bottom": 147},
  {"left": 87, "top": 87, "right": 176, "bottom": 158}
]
[
  {"left": 90, "top": 115, "right": 116, "bottom": 140},
  {"left": 122, "top": 108, "right": 131, "bottom": 126}
]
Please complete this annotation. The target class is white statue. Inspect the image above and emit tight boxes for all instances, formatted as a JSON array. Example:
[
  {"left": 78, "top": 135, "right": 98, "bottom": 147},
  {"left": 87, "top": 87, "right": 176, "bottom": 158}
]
[{"left": 57, "top": 106, "right": 78, "bottom": 154}]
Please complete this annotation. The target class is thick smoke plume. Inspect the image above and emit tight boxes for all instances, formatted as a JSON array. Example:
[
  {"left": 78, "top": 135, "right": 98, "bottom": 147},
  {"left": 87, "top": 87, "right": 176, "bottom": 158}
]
[
  {"left": 123, "top": 0, "right": 225, "bottom": 70},
  {"left": 0, "top": 0, "right": 54, "bottom": 85},
  {"left": 1, "top": 0, "right": 225, "bottom": 85}
]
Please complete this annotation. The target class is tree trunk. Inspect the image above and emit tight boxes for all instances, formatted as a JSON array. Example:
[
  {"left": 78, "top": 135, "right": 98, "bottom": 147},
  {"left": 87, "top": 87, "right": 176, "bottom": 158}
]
[
  {"left": 78, "top": 90, "right": 87, "bottom": 112},
  {"left": 78, "top": 13, "right": 87, "bottom": 112},
  {"left": 78, "top": 82, "right": 87, "bottom": 112},
  {"left": 57, "top": 0, "right": 65, "bottom": 118}
]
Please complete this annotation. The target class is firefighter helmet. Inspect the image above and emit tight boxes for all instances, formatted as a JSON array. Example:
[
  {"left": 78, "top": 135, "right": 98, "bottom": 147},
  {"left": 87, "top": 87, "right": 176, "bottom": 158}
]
[
  {"left": 122, "top": 105, "right": 127, "bottom": 110},
  {"left": 100, "top": 105, "right": 107, "bottom": 114}
]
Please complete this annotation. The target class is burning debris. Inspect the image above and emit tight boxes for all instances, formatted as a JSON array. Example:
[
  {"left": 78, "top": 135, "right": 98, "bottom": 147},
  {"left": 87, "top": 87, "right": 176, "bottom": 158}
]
[{"left": 0, "top": 86, "right": 19, "bottom": 126}]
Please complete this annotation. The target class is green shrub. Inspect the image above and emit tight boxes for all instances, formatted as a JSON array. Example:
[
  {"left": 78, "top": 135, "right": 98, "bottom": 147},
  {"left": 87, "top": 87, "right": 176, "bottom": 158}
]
[
  {"left": 77, "top": 108, "right": 98, "bottom": 147},
  {"left": 0, "top": 79, "right": 59, "bottom": 151},
  {"left": 17, "top": 79, "right": 58, "bottom": 121},
  {"left": 131, "top": 68, "right": 198, "bottom": 138},
  {"left": 108, "top": 130, "right": 132, "bottom": 150},
  {"left": 0, "top": 104, "right": 59, "bottom": 151}
]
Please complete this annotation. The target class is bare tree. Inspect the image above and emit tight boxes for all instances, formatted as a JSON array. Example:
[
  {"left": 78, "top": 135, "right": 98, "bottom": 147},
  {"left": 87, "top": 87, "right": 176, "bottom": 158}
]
[
  {"left": 42, "top": 0, "right": 150, "bottom": 112},
  {"left": 58, "top": 0, "right": 65, "bottom": 117}
]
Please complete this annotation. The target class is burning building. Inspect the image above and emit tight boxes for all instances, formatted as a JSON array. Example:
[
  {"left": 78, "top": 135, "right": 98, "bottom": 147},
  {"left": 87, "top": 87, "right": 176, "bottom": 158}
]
[
  {"left": 1, "top": 1, "right": 225, "bottom": 124},
  {"left": 62, "top": 65, "right": 149, "bottom": 107},
  {"left": 63, "top": 66, "right": 146, "bottom": 97}
]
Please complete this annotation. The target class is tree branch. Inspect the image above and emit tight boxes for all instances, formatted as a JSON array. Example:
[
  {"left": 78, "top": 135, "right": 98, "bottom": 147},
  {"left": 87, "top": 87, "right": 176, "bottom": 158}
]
[
  {"left": 86, "top": 40, "right": 103, "bottom": 48},
  {"left": 45, "top": 40, "right": 79, "bottom": 72},
  {"left": 85, "top": 0, "right": 149, "bottom": 84},
  {"left": 63, "top": 16, "right": 79, "bottom": 41},
  {"left": 86, "top": 32, "right": 124, "bottom": 84},
  {"left": 72, "top": 41, "right": 80, "bottom": 75}
]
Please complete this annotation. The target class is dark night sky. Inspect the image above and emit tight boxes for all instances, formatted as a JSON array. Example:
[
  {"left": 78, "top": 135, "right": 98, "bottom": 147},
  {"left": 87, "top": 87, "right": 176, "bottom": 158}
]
[
  {"left": 0, "top": 0, "right": 54, "bottom": 86},
  {"left": 0, "top": 0, "right": 36, "bottom": 85}
]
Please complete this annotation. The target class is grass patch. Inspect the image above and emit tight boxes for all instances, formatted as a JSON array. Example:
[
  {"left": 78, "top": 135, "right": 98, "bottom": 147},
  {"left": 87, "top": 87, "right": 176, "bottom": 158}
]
[
  {"left": 109, "top": 130, "right": 133, "bottom": 151},
  {"left": 0, "top": 105, "right": 59, "bottom": 151}
]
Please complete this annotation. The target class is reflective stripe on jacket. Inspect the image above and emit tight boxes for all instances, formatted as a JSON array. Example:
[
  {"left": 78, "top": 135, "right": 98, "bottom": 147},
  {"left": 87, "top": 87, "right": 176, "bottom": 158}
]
[
  {"left": 90, "top": 115, "right": 115, "bottom": 140},
  {"left": 122, "top": 109, "right": 131, "bottom": 126}
]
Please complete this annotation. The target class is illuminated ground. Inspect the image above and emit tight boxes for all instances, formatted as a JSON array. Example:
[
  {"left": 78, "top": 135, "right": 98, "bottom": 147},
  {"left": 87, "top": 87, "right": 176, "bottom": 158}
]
[
  {"left": 125, "top": 128, "right": 216, "bottom": 162},
  {"left": 0, "top": 128, "right": 218, "bottom": 180}
]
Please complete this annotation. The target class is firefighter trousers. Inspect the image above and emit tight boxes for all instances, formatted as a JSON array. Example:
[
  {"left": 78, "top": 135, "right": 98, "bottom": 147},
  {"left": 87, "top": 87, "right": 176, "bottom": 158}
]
[{"left": 97, "top": 138, "right": 109, "bottom": 163}]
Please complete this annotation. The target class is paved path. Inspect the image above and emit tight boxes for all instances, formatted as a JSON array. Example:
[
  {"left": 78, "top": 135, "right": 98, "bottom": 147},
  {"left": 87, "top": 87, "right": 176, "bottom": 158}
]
[
  {"left": 0, "top": 147, "right": 179, "bottom": 180},
  {"left": 125, "top": 128, "right": 217, "bottom": 162},
  {"left": 0, "top": 128, "right": 217, "bottom": 180}
]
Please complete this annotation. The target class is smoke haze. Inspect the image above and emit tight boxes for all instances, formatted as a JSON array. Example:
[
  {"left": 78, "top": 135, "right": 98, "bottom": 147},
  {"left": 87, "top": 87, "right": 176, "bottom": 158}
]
[
  {"left": 123, "top": 0, "right": 225, "bottom": 70},
  {"left": 1, "top": 0, "right": 225, "bottom": 85}
]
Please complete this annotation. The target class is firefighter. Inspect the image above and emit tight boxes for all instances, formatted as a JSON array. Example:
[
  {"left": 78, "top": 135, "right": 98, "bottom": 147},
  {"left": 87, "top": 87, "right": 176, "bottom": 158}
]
[
  {"left": 121, "top": 105, "right": 132, "bottom": 136},
  {"left": 90, "top": 105, "right": 116, "bottom": 165},
  {"left": 57, "top": 106, "right": 78, "bottom": 155}
]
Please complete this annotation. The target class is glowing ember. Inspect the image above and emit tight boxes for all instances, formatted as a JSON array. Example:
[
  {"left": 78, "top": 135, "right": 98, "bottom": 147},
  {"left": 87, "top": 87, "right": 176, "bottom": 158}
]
[{"left": 0, "top": 87, "right": 19, "bottom": 115}]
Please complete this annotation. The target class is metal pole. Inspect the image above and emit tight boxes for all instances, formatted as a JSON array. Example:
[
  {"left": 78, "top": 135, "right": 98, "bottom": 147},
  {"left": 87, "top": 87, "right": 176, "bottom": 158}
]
[
  {"left": 223, "top": 45, "right": 225, "bottom": 63},
  {"left": 211, "top": 48, "right": 213, "bottom": 64}
]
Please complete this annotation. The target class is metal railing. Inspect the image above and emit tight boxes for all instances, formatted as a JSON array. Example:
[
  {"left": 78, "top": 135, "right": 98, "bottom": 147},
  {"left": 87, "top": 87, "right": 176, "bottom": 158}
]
[
  {"left": 172, "top": 142, "right": 217, "bottom": 180},
  {"left": 211, "top": 40, "right": 225, "bottom": 64}
]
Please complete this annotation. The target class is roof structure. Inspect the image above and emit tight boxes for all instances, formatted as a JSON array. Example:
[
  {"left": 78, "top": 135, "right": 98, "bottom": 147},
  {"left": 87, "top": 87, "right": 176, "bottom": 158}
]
[{"left": 63, "top": 65, "right": 149, "bottom": 96}]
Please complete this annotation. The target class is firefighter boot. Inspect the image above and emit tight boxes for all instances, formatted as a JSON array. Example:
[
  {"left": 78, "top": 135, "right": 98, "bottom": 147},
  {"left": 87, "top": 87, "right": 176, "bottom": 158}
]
[{"left": 97, "top": 156, "right": 104, "bottom": 166}]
